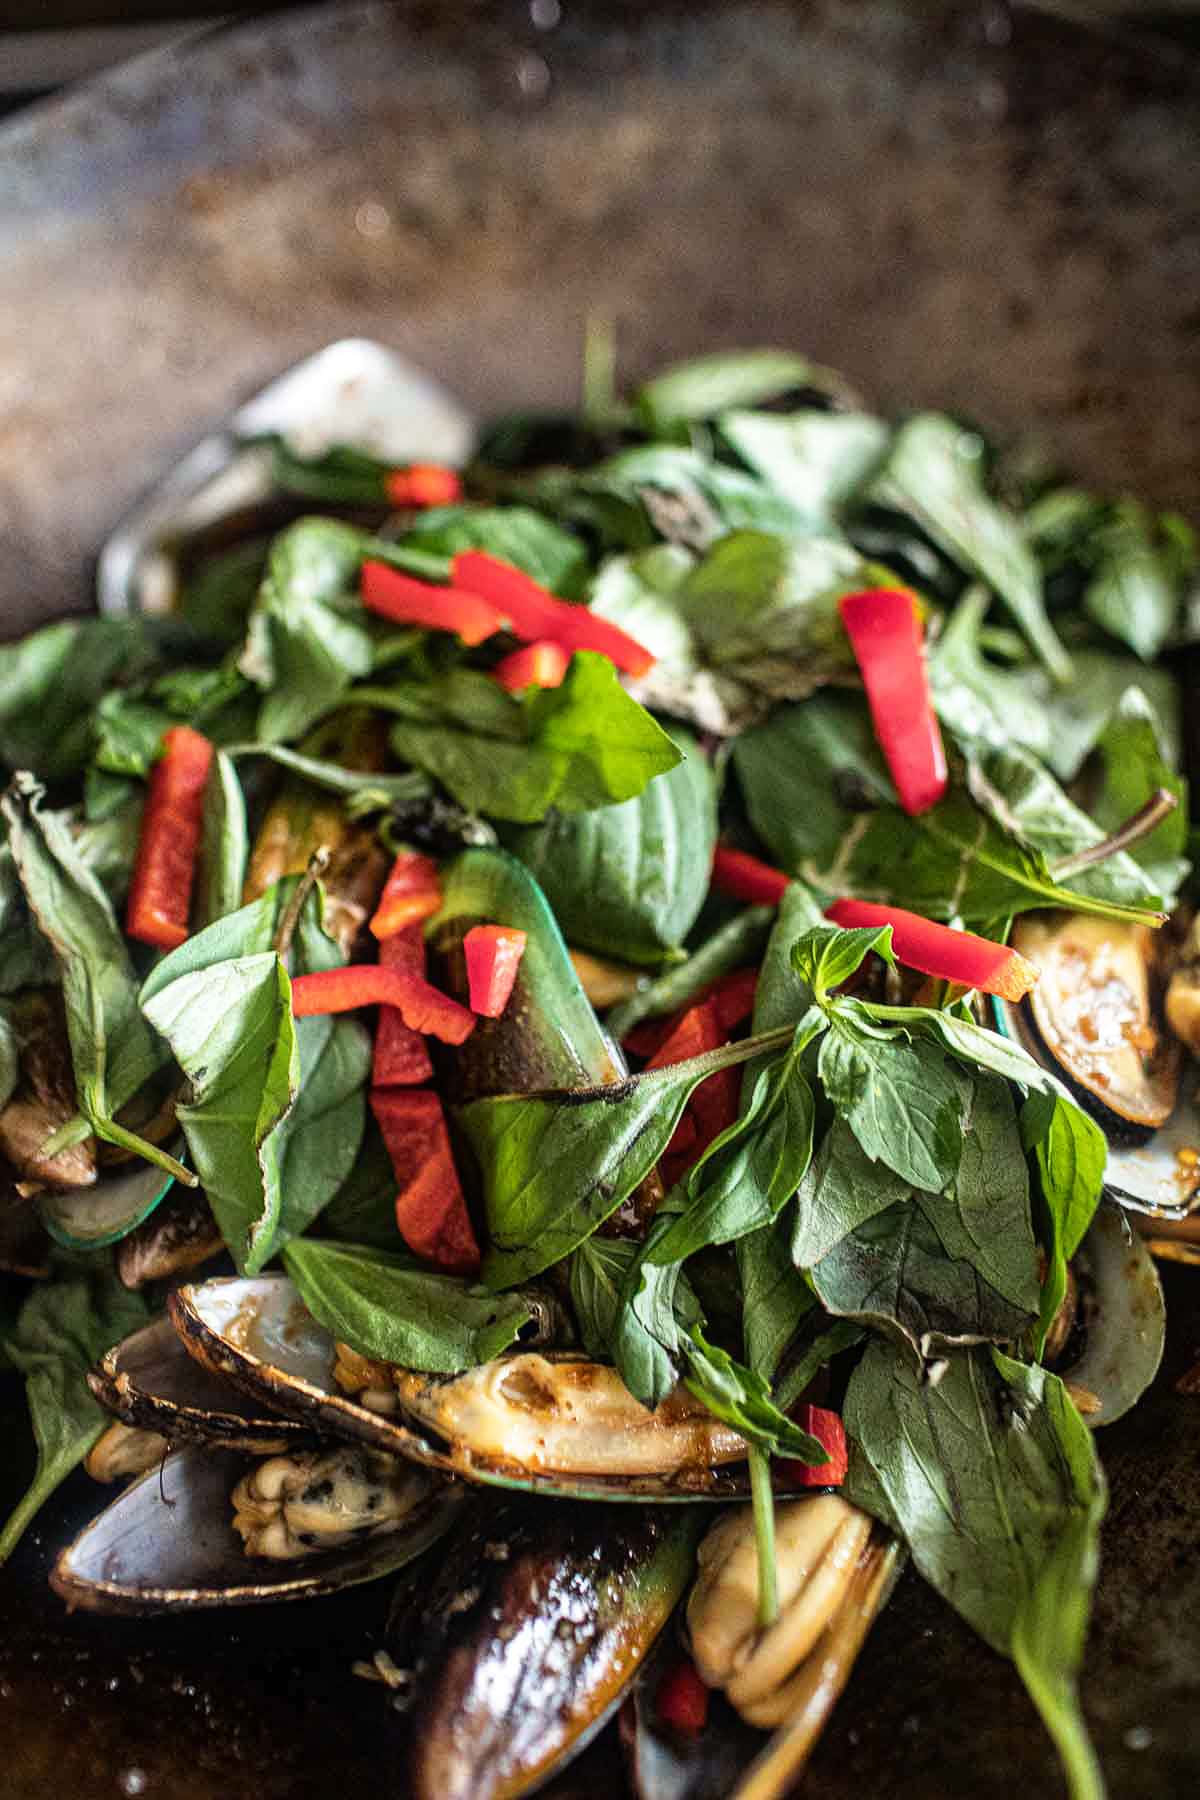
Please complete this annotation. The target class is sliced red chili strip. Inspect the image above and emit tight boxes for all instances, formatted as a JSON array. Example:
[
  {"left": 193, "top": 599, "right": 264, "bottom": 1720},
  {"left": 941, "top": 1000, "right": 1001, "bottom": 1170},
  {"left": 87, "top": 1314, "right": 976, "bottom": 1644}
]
[
  {"left": 370, "top": 1088, "right": 480, "bottom": 1273},
  {"left": 384, "top": 464, "right": 463, "bottom": 509},
  {"left": 710, "top": 846, "right": 790, "bottom": 907},
  {"left": 646, "top": 999, "right": 739, "bottom": 1182},
  {"left": 621, "top": 968, "right": 759, "bottom": 1061},
  {"left": 451, "top": 550, "right": 656, "bottom": 678},
  {"left": 825, "top": 898, "right": 1038, "bottom": 1001},
  {"left": 372, "top": 927, "right": 435, "bottom": 1086},
  {"left": 361, "top": 560, "right": 502, "bottom": 646},
  {"left": 463, "top": 924, "right": 528, "bottom": 1018},
  {"left": 777, "top": 1404, "right": 849, "bottom": 1489},
  {"left": 656, "top": 1657, "right": 710, "bottom": 1737},
  {"left": 290, "top": 965, "right": 476, "bottom": 1044},
  {"left": 838, "top": 587, "right": 947, "bottom": 817},
  {"left": 492, "top": 640, "right": 571, "bottom": 693},
  {"left": 368, "top": 849, "right": 442, "bottom": 941},
  {"left": 125, "top": 725, "right": 215, "bottom": 951}
]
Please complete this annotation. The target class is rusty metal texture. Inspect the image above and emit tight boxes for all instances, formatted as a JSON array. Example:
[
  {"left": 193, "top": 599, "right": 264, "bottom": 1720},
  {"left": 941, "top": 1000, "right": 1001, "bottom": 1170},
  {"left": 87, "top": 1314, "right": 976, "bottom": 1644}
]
[{"left": 0, "top": 3, "right": 1198, "bottom": 1796}]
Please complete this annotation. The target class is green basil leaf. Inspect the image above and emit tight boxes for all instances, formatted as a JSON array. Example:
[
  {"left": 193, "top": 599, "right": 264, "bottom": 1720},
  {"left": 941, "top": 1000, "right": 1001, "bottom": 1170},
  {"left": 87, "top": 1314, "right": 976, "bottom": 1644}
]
[
  {"left": 585, "top": 445, "right": 811, "bottom": 545},
  {"left": 389, "top": 651, "right": 682, "bottom": 823},
  {"left": 1083, "top": 499, "right": 1184, "bottom": 661},
  {"left": 226, "top": 741, "right": 431, "bottom": 810},
  {"left": 611, "top": 1223, "right": 704, "bottom": 1411},
  {"left": 792, "top": 1117, "right": 913, "bottom": 1269},
  {"left": 569, "top": 1235, "right": 640, "bottom": 1359},
  {"left": 718, "top": 409, "right": 889, "bottom": 523},
  {"left": 865, "top": 413, "right": 1071, "bottom": 682},
  {"left": 397, "top": 503, "right": 588, "bottom": 596},
  {"left": 604, "top": 903, "right": 775, "bottom": 1043},
  {"left": 2, "top": 773, "right": 167, "bottom": 1139},
  {"left": 683, "top": 1328, "right": 824, "bottom": 1461},
  {"left": 817, "top": 1013, "right": 967, "bottom": 1191},
  {"left": 180, "top": 539, "right": 269, "bottom": 643},
  {"left": 790, "top": 921, "right": 895, "bottom": 1000},
  {"left": 319, "top": 1117, "right": 399, "bottom": 1253},
  {"left": 676, "top": 529, "right": 863, "bottom": 666},
  {"left": 282, "top": 1239, "right": 533, "bottom": 1375},
  {"left": 196, "top": 748, "right": 248, "bottom": 928},
  {"left": 1022, "top": 1089, "right": 1108, "bottom": 1359},
  {"left": 240, "top": 519, "right": 372, "bottom": 744},
  {"left": 773, "top": 1318, "right": 866, "bottom": 1413},
  {"left": 1088, "top": 687, "right": 1188, "bottom": 902},
  {"left": 1038, "top": 648, "right": 1182, "bottom": 783},
  {"left": 275, "top": 1016, "right": 371, "bottom": 1244},
  {"left": 737, "top": 1214, "right": 816, "bottom": 1383},
  {"left": 0, "top": 1267, "right": 150, "bottom": 1564},
  {"left": 844, "top": 1340, "right": 1106, "bottom": 1800},
  {"left": 636, "top": 349, "right": 845, "bottom": 430},
  {"left": 0, "top": 840, "right": 56, "bottom": 994},
  {"left": 92, "top": 692, "right": 172, "bottom": 779},
  {"left": 928, "top": 587, "right": 1054, "bottom": 761},
  {"left": 505, "top": 728, "right": 715, "bottom": 964}
]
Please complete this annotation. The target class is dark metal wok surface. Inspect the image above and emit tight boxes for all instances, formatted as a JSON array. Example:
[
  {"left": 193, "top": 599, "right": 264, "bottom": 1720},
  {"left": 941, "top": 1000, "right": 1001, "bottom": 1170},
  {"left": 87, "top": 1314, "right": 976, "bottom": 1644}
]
[{"left": 1, "top": 4, "right": 1198, "bottom": 1794}]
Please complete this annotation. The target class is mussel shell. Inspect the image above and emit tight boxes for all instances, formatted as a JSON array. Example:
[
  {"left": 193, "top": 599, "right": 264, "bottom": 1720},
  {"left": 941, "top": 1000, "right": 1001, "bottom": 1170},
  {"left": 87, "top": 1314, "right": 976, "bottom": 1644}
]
[
  {"left": 388, "top": 1497, "right": 703, "bottom": 1800},
  {"left": 116, "top": 1185, "right": 223, "bottom": 1288},
  {"left": 50, "top": 1446, "right": 457, "bottom": 1615},
  {"left": 90, "top": 1315, "right": 312, "bottom": 1454},
  {"left": 170, "top": 1278, "right": 757, "bottom": 1502},
  {"left": 39, "top": 1152, "right": 178, "bottom": 1251},
  {"left": 992, "top": 996, "right": 1200, "bottom": 1219},
  {"left": 1055, "top": 1199, "right": 1166, "bottom": 1428}
]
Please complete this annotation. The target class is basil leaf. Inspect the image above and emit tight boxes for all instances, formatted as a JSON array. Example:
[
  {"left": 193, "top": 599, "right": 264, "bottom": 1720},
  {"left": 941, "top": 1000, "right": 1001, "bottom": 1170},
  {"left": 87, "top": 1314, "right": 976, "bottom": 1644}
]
[
  {"left": 389, "top": 651, "right": 682, "bottom": 823},
  {"left": 844, "top": 1341, "right": 1106, "bottom": 1800},
  {"left": 790, "top": 920, "right": 895, "bottom": 1000},
  {"left": 865, "top": 413, "right": 1071, "bottom": 682},
  {"left": 1038, "top": 647, "right": 1182, "bottom": 783},
  {"left": 569, "top": 1235, "right": 639, "bottom": 1358},
  {"left": 227, "top": 741, "right": 430, "bottom": 811},
  {"left": 196, "top": 748, "right": 248, "bottom": 928},
  {"left": 774, "top": 1318, "right": 866, "bottom": 1413},
  {"left": 282, "top": 1239, "right": 533, "bottom": 1375},
  {"left": 505, "top": 728, "right": 715, "bottom": 964},
  {"left": 397, "top": 503, "right": 587, "bottom": 597},
  {"left": 0, "top": 841, "right": 56, "bottom": 994},
  {"left": 582, "top": 445, "right": 811, "bottom": 545},
  {"left": 240, "top": 519, "right": 372, "bottom": 744},
  {"left": 275, "top": 1017, "right": 371, "bottom": 1244},
  {"left": 737, "top": 1213, "right": 816, "bottom": 1382},
  {"left": 718, "top": 409, "right": 889, "bottom": 523},
  {"left": 319, "top": 1117, "right": 399, "bottom": 1253},
  {"left": 636, "top": 349, "right": 844, "bottom": 429},
  {"left": 604, "top": 903, "right": 774, "bottom": 1043},
  {"left": 1083, "top": 499, "right": 1186, "bottom": 661},
  {"left": 0, "top": 1267, "right": 150, "bottom": 1564},
  {"left": 457, "top": 1027, "right": 796, "bottom": 1289},
  {"left": 683, "top": 1328, "right": 824, "bottom": 1461},
  {"left": 676, "top": 530, "right": 863, "bottom": 665},
  {"left": 2, "top": 773, "right": 166, "bottom": 1141},
  {"left": 1088, "top": 687, "right": 1188, "bottom": 902},
  {"left": 817, "top": 1013, "right": 967, "bottom": 1191},
  {"left": 612, "top": 1223, "right": 704, "bottom": 1410},
  {"left": 929, "top": 587, "right": 1054, "bottom": 761},
  {"left": 92, "top": 692, "right": 172, "bottom": 779},
  {"left": 180, "top": 539, "right": 268, "bottom": 643},
  {"left": 792, "top": 1117, "right": 913, "bottom": 1269},
  {"left": 1022, "top": 1089, "right": 1108, "bottom": 1358}
]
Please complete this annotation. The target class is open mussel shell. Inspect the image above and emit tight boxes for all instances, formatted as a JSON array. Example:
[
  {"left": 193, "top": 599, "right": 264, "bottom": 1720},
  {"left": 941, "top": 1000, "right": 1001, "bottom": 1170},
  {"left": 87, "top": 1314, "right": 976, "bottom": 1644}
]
[
  {"left": 992, "top": 991, "right": 1200, "bottom": 1221},
  {"left": 116, "top": 1185, "right": 223, "bottom": 1288},
  {"left": 50, "top": 1445, "right": 458, "bottom": 1615},
  {"left": 90, "top": 1315, "right": 312, "bottom": 1454},
  {"left": 39, "top": 1151, "right": 179, "bottom": 1252},
  {"left": 171, "top": 1277, "right": 755, "bottom": 1501},
  {"left": 386, "top": 1497, "right": 703, "bottom": 1800},
  {"left": 1051, "top": 1198, "right": 1166, "bottom": 1428}
]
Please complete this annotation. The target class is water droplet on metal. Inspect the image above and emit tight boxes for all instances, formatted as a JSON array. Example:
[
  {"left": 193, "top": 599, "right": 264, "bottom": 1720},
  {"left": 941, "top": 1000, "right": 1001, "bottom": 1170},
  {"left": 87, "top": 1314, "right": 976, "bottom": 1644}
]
[
  {"left": 514, "top": 52, "right": 551, "bottom": 100},
  {"left": 354, "top": 200, "right": 391, "bottom": 240},
  {"left": 530, "top": 0, "right": 562, "bottom": 27}
]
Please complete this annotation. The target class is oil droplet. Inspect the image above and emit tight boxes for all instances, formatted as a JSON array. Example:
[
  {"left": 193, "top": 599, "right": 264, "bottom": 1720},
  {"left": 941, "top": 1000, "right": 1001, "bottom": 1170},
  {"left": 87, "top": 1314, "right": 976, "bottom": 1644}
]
[
  {"left": 514, "top": 52, "right": 551, "bottom": 99},
  {"left": 354, "top": 200, "right": 391, "bottom": 240},
  {"left": 1124, "top": 1725, "right": 1153, "bottom": 1752},
  {"left": 118, "top": 1771, "right": 148, "bottom": 1797},
  {"left": 530, "top": 0, "right": 561, "bottom": 26}
]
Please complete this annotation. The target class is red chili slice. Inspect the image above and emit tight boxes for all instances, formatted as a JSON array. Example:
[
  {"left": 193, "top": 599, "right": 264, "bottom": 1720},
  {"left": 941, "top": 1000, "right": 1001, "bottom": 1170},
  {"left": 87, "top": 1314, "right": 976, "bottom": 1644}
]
[
  {"left": 384, "top": 464, "right": 463, "bottom": 509},
  {"left": 361, "top": 561, "right": 502, "bottom": 646},
  {"left": 290, "top": 965, "right": 476, "bottom": 1044},
  {"left": 710, "top": 847, "right": 790, "bottom": 907},
  {"left": 656, "top": 1657, "right": 710, "bottom": 1737},
  {"left": 825, "top": 898, "right": 1038, "bottom": 1001},
  {"left": 777, "top": 1404, "right": 849, "bottom": 1489},
  {"left": 492, "top": 640, "right": 571, "bottom": 693},
  {"left": 369, "top": 849, "right": 442, "bottom": 941},
  {"left": 463, "top": 924, "right": 528, "bottom": 1018},
  {"left": 646, "top": 999, "right": 740, "bottom": 1184},
  {"left": 838, "top": 587, "right": 948, "bottom": 817},
  {"left": 451, "top": 550, "right": 656, "bottom": 677},
  {"left": 370, "top": 1088, "right": 480, "bottom": 1273},
  {"left": 372, "top": 927, "right": 435, "bottom": 1087},
  {"left": 125, "top": 725, "right": 214, "bottom": 951}
]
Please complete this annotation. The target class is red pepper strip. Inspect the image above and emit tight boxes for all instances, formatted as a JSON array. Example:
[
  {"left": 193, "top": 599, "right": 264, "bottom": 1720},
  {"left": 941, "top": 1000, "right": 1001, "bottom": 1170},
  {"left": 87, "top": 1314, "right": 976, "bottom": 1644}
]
[
  {"left": 463, "top": 924, "right": 528, "bottom": 1018},
  {"left": 373, "top": 928, "right": 435, "bottom": 1086},
  {"left": 451, "top": 550, "right": 656, "bottom": 678},
  {"left": 646, "top": 999, "right": 740, "bottom": 1183},
  {"left": 657, "top": 1657, "right": 710, "bottom": 1737},
  {"left": 825, "top": 898, "right": 1039, "bottom": 1001},
  {"left": 126, "top": 725, "right": 215, "bottom": 951},
  {"left": 291, "top": 965, "right": 476, "bottom": 1044},
  {"left": 710, "top": 846, "right": 790, "bottom": 907},
  {"left": 838, "top": 587, "right": 947, "bottom": 817},
  {"left": 384, "top": 463, "right": 463, "bottom": 509},
  {"left": 777, "top": 1404, "right": 849, "bottom": 1489},
  {"left": 369, "top": 849, "right": 442, "bottom": 941},
  {"left": 622, "top": 968, "right": 759, "bottom": 1061},
  {"left": 492, "top": 640, "right": 571, "bottom": 693},
  {"left": 361, "top": 560, "right": 502, "bottom": 647},
  {"left": 370, "top": 1088, "right": 480, "bottom": 1272}
]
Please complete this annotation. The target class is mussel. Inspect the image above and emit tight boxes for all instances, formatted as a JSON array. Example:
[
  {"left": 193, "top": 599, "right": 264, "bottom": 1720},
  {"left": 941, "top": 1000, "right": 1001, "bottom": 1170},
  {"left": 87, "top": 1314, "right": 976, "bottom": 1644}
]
[
  {"left": 1042, "top": 1199, "right": 1166, "bottom": 1426},
  {"left": 51, "top": 1445, "right": 459, "bottom": 1614},
  {"left": 1009, "top": 914, "right": 1179, "bottom": 1142}
]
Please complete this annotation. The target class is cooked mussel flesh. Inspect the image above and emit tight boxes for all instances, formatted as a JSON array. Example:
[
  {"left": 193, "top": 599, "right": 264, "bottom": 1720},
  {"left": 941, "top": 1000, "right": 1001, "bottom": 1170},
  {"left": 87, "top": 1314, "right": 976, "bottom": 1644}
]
[
  {"left": 1010, "top": 914, "right": 1179, "bottom": 1141},
  {"left": 1166, "top": 912, "right": 1200, "bottom": 1057},
  {"left": 390, "top": 1353, "right": 747, "bottom": 1482},
  {"left": 83, "top": 1421, "right": 168, "bottom": 1484},
  {"left": 232, "top": 1445, "right": 450, "bottom": 1561}
]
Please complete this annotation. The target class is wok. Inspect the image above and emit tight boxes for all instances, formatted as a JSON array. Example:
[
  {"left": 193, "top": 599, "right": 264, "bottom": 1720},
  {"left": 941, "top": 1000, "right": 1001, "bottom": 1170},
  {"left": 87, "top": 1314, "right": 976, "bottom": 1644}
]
[{"left": 1, "top": 4, "right": 1198, "bottom": 1795}]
